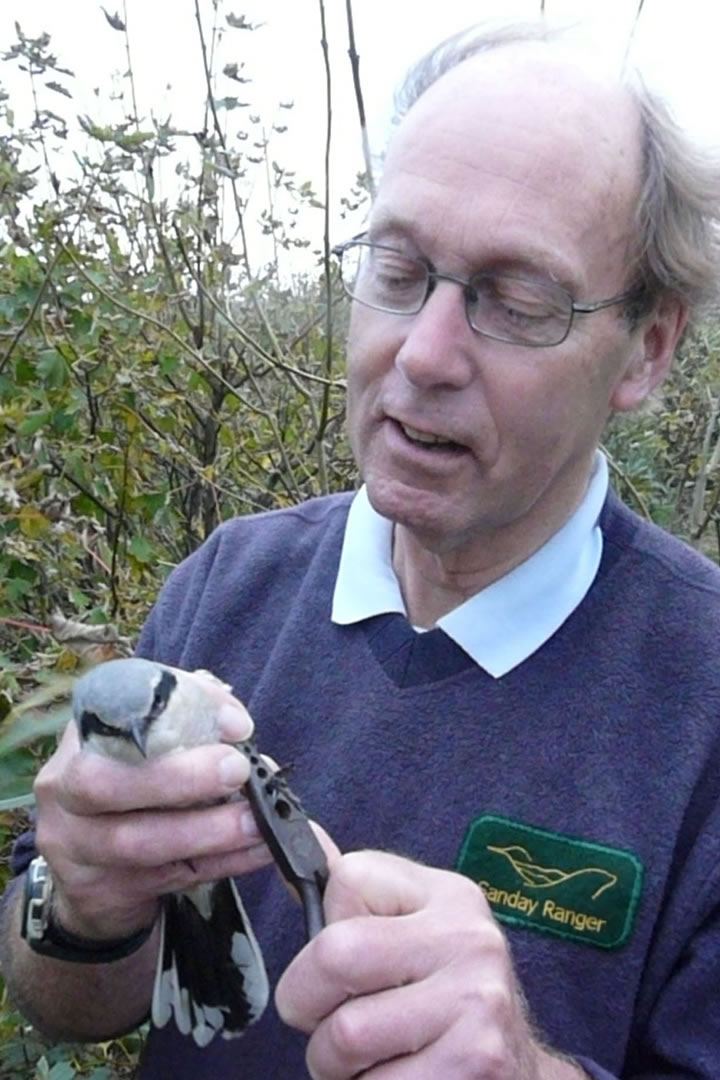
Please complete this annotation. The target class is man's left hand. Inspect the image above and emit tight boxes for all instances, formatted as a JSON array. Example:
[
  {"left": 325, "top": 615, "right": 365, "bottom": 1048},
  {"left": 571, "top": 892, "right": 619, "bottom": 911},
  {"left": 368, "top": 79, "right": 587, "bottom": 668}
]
[{"left": 276, "top": 850, "right": 586, "bottom": 1080}]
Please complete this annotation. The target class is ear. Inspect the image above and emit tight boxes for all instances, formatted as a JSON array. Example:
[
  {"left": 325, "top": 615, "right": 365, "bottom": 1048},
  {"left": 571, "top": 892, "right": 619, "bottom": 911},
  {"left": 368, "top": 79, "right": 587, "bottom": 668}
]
[{"left": 610, "top": 296, "right": 689, "bottom": 413}]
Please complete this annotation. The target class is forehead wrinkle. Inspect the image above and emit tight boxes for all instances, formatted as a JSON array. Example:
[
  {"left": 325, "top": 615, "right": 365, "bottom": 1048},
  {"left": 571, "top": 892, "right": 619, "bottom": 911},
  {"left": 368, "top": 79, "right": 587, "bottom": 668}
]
[
  {"left": 377, "top": 56, "right": 642, "bottom": 296},
  {"left": 372, "top": 164, "right": 582, "bottom": 291}
]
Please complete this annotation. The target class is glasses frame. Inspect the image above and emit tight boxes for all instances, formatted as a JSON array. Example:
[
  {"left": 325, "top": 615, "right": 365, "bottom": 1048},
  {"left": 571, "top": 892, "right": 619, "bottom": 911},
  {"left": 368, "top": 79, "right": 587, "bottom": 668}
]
[{"left": 332, "top": 234, "right": 646, "bottom": 348}]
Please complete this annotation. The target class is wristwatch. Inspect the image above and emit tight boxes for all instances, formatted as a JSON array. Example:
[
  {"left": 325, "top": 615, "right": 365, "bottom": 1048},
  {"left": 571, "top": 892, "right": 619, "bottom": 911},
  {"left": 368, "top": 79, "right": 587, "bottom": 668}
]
[{"left": 21, "top": 855, "right": 154, "bottom": 964}]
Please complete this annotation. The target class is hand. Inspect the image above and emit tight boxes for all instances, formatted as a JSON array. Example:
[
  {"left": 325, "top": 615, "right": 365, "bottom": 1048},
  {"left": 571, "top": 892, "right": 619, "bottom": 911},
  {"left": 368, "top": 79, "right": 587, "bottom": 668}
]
[
  {"left": 276, "top": 851, "right": 585, "bottom": 1080},
  {"left": 33, "top": 678, "right": 272, "bottom": 941}
]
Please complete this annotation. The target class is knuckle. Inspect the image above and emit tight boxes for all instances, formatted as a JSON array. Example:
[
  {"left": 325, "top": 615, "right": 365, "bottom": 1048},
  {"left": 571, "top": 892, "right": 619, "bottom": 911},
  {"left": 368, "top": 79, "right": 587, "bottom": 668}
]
[
  {"left": 325, "top": 998, "right": 372, "bottom": 1066},
  {"left": 158, "top": 746, "right": 228, "bottom": 807},
  {"left": 313, "top": 920, "right": 363, "bottom": 981},
  {"left": 478, "top": 913, "right": 509, "bottom": 957},
  {"left": 32, "top": 760, "right": 56, "bottom": 803},
  {"left": 473, "top": 1029, "right": 507, "bottom": 1075},
  {"left": 168, "top": 754, "right": 208, "bottom": 805},
  {"left": 331, "top": 850, "right": 372, "bottom": 889},
  {"left": 441, "top": 910, "right": 507, "bottom": 971},
  {"left": 109, "top": 818, "right": 143, "bottom": 864},
  {"left": 442, "top": 1013, "right": 508, "bottom": 1076},
  {"left": 476, "top": 975, "right": 515, "bottom": 1023}
]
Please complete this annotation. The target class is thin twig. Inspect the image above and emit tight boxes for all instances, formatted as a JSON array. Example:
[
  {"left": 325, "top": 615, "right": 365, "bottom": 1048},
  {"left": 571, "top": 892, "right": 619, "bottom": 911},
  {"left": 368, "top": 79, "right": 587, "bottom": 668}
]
[
  {"left": 122, "top": 0, "right": 141, "bottom": 128},
  {"left": 47, "top": 455, "right": 117, "bottom": 519},
  {"left": 194, "top": 0, "right": 253, "bottom": 278},
  {"left": 690, "top": 388, "right": 720, "bottom": 534},
  {"left": 345, "top": 0, "right": 375, "bottom": 197},
  {"left": 172, "top": 240, "right": 342, "bottom": 389},
  {"left": 0, "top": 617, "right": 50, "bottom": 635},
  {"left": 315, "top": 0, "right": 335, "bottom": 493},
  {"left": 0, "top": 248, "right": 63, "bottom": 375},
  {"left": 0, "top": 159, "right": 106, "bottom": 374},
  {"left": 622, "top": 0, "right": 646, "bottom": 73},
  {"left": 109, "top": 438, "right": 131, "bottom": 618}
]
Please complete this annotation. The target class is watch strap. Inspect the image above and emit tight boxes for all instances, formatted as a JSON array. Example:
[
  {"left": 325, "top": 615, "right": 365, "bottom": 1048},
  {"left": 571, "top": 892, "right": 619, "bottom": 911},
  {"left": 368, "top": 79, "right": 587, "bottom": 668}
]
[{"left": 22, "top": 855, "right": 155, "bottom": 964}]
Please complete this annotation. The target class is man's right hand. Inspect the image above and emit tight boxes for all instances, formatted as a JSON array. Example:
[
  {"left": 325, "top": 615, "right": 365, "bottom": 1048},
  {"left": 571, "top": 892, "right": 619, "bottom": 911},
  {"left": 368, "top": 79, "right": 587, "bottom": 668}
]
[{"left": 33, "top": 702, "right": 273, "bottom": 943}]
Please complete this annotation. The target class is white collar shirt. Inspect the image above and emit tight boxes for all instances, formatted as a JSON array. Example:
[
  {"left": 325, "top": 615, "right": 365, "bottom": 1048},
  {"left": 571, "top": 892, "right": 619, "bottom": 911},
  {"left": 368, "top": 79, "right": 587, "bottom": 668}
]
[{"left": 331, "top": 452, "right": 608, "bottom": 677}]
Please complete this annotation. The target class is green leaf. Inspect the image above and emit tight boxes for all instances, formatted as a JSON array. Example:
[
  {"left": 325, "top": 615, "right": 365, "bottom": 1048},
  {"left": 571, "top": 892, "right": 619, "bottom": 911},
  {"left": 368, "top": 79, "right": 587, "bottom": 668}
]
[
  {"left": 36, "top": 349, "right": 69, "bottom": 387},
  {"left": 12, "top": 675, "right": 77, "bottom": 717},
  {"left": 17, "top": 410, "right": 51, "bottom": 436},
  {"left": 0, "top": 754, "right": 37, "bottom": 799},
  {"left": 0, "top": 702, "right": 73, "bottom": 756},
  {"left": 0, "top": 791, "right": 36, "bottom": 810},
  {"left": 159, "top": 352, "right": 179, "bottom": 376},
  {"left": 48, "top": 1060, "right": 77, "bottom": 1080},
  {"left": 35, "top": 1055, "right": 51, "bottom": 1079},
  {"left": 128, "top": 535, "right": 154, "bottom": 563},
  {"left": 50, "top": 409, "right": 75, "bottom": 435}
]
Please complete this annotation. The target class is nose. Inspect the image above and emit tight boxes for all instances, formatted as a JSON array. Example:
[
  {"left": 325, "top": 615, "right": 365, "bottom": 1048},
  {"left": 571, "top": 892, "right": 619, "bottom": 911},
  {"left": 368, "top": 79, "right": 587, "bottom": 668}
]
[{"left": 394, "top": 281, "right": 477, "bottom": 391}]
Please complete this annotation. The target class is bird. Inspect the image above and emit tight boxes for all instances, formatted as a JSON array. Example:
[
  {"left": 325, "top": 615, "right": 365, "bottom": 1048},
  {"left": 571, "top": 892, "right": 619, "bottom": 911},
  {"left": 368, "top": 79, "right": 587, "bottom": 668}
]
[{"left": 71, "top": 657, "right": 270, "bottom": 1047}]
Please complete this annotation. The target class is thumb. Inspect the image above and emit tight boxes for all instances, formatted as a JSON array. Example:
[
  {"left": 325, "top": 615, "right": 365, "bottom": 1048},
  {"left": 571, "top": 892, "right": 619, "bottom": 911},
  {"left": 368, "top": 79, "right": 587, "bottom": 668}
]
[{"left": 323, "top": 850, "right": 440, "bottom": 922}]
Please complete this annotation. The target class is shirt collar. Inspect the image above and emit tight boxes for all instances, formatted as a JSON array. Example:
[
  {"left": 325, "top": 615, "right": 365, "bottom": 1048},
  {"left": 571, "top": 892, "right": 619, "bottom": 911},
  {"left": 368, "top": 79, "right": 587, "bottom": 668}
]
[{"left": 331, "top": 452, "right": 608, "bottom": 677}]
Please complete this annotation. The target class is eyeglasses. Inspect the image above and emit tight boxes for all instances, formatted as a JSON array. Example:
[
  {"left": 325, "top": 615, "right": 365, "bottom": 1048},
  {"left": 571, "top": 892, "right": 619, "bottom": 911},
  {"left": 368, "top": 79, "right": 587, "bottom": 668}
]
[{"left": 332, "top": 235, "right": 645, "bottom": 348}]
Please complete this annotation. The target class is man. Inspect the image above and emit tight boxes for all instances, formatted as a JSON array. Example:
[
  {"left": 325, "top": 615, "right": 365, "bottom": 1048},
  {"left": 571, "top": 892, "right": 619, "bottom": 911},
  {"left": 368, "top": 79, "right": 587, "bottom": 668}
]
[{"left": 3, "top": 20, "right": 720, "bottom": 1080}]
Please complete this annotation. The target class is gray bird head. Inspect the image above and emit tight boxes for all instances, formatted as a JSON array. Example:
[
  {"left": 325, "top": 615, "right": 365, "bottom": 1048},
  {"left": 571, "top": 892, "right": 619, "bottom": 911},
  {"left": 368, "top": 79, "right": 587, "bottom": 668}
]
[{"left": 73, "top": 658, "right": 177, "bottom": 757}]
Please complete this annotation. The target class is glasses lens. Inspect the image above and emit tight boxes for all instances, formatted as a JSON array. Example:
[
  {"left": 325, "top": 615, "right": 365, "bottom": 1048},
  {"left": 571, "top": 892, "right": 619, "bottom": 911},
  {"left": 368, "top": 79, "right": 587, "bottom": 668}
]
[
  {"left": 468, "top": 274, "right": 572, "bottom": 346},
  {"left": 341, "top": 243, "right": 427, "bottom": 313}
]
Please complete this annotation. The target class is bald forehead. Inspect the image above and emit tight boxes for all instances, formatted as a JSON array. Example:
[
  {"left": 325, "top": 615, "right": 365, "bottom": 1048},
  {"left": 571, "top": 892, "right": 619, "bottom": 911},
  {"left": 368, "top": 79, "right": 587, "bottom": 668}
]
[
  {"left": 388, "top": 43, "right": 643, "bottom": 189},
  {"left": 375, "top": 43, "right": 645, "bottom": 290}
]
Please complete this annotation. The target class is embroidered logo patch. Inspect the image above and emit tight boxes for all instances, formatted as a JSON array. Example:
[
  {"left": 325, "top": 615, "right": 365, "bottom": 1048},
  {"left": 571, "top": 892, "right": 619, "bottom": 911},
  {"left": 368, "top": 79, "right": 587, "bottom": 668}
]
[{"left": 456, "top": 815, "right": 643, "bottom": 949}]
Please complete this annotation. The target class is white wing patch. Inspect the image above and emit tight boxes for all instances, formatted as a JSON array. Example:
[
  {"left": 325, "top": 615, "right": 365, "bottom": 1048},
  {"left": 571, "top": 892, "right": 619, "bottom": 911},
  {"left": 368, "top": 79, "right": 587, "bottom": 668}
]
[{"left": 151, "top": 878, "right": 270, "bottom": 1047}]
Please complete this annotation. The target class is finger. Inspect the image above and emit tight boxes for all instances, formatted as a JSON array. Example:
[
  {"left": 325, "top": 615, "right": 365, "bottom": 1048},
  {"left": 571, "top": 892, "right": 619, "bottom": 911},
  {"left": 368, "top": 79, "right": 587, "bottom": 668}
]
[
  {"left": 304, "top": 977, "right": 447, "bottom": 1080},
  {"left": 40, "top": 797, "right": 266, "bottom": 871},
  {"left": 42, "top": 831, "right": 274, "bottom": 941},
  {"left": 183, "top": 839, "right": 273, "bottom": 882},
  {"left": 303, "top": 956, "right": 520, "bottom": 1080},
  {"left": 51, "top": 716, "right": 82, "bottom": 758},
  {"left": 277, "top": 854, "right": 498, "bottom": 1031},
  {"left": 277, "top": 821, "right": 342, "bottom": 909},
  {"left": 181, "top": 669, "right": 255, "bottom": 741},
  {"left": 323, "top": 850, "right": 480, "bottom": 921},
  {"left": 217, "top": 701, "right": 254, "bottom": 742},
  {"left": 276, "top": 912, "right": 435, "bottom": 1031},
  {"left": 331, "top": 1016, "right": 498, "bottom": 1080},
  {"left": 312, "top": 822, "right": 342, "bottom": 868},
  {"left": 43, "top": 742, "right": 252, "bottom": 815}
]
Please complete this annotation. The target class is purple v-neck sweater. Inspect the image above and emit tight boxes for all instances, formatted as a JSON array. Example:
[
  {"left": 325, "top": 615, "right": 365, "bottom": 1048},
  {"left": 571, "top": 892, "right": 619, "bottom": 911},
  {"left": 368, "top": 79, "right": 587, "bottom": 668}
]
[{"left": 11, "top": 490, "right": 720, "bottom": 1078}]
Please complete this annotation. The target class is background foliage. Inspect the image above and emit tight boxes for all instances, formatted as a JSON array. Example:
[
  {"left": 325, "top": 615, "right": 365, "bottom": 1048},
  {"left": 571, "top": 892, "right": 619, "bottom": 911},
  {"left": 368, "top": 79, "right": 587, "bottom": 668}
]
[{"left": 1, "top": 2, "right": 720, "bottom": 1076}]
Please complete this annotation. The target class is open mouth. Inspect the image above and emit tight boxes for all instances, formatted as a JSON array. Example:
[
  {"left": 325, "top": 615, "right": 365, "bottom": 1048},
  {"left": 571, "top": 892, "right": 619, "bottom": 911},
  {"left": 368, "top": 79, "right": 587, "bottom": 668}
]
[{"left": 397, "top": 421, "right": 465, "bottom": 452}]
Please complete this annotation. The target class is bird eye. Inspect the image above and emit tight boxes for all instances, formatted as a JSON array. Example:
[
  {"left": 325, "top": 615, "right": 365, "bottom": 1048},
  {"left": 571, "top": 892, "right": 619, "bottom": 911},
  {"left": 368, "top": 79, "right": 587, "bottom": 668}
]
[
  {"left": 147, "top": 669, "right": 177, "bottom": 720},
  {"left": 80, "top": 710, "right": 119, "bottom": 741}
]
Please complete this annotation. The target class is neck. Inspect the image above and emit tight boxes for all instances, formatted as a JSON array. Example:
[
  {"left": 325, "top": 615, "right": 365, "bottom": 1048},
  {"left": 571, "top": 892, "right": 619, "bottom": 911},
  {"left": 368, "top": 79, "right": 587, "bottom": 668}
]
[{"left": 392, "top": 467, "right": 595, "bottom": 628}]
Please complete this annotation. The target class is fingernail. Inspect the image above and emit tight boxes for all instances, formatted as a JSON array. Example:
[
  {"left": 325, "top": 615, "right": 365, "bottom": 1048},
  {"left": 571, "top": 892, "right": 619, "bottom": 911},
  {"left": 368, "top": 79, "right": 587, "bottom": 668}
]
[
  {"left": 218, "top": 750, "right": 249, "bottom": 789},
  {"left": 218, "top": 702, "right": 253, "bottom": 741}
]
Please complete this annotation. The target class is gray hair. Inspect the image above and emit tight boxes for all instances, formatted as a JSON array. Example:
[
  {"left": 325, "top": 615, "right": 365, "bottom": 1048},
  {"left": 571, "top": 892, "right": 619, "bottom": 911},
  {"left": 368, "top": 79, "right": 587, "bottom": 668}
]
[{"left": 392, "top": 22, "right": 720, "bottom": 320}]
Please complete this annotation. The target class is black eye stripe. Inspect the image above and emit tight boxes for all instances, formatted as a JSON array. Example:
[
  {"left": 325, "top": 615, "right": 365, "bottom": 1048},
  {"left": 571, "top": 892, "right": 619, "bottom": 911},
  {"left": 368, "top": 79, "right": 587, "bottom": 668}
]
[
  {"left": 79, "top": 669, "right": 177, "bottom": 745},
  {"left": 80, "top": 710, "right": 128, "bottom": 742},
  {"left": 149, "top": 670, "right": 177, "bottom": 721}
]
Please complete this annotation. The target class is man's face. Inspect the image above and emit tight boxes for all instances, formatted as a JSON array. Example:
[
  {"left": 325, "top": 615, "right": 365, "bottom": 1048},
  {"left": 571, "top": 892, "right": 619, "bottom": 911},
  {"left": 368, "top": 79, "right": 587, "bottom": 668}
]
[{"left": 346, "top": 48, "right": 669, "bottom": 560}]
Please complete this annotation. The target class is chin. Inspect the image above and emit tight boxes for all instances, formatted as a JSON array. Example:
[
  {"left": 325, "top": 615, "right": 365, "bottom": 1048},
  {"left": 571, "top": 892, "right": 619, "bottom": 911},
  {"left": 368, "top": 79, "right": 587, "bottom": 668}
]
[{"left": 364, "top": 474, "right": 465, "bottom": 545}]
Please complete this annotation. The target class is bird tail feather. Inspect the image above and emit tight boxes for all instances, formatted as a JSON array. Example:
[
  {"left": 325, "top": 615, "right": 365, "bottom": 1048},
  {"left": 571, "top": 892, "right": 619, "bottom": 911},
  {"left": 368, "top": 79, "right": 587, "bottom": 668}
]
[{"left": 151, "top": 877, "right": 269, "bottom": 1047}]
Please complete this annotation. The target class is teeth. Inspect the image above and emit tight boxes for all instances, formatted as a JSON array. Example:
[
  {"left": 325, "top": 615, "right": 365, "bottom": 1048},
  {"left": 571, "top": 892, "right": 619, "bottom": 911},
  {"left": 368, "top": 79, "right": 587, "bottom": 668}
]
[{"left": 401, "top": 423, "right": 448, "bottom": 445}]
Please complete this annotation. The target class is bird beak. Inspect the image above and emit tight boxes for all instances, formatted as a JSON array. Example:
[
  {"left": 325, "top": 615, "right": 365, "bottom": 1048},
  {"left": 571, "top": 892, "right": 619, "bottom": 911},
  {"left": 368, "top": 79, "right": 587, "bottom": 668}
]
[{"left": 130, "top": 721, "right": 148, "bottom": 757}]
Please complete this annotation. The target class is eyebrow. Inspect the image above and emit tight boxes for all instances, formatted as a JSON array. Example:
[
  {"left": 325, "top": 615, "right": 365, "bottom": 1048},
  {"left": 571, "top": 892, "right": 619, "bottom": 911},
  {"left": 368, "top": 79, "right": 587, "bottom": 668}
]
[{"left": 366, "top": 213, "right": 580, "bottom": 294}]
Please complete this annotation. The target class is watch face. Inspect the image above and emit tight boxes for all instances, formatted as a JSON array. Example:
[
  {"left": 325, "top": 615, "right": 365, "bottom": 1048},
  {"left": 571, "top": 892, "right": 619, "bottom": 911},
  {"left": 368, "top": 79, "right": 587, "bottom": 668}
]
[
  {"left": 22, "top": 856, "right": 52, "bottom": 944},
  {"left": 21, "top": 854, "right": 155, "bottom": 964}
]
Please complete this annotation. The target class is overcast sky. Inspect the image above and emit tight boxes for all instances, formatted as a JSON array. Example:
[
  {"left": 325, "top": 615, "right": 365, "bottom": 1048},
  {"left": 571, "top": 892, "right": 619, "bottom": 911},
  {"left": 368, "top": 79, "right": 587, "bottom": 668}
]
[{"left": 1, "top": 1, "right": 716, "bottom": 273}]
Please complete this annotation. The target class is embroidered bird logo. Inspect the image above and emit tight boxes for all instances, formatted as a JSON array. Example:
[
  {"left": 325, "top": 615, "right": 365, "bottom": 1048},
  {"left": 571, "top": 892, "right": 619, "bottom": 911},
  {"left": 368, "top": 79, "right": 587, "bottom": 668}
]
[{"left": 487, "top": 845, "right": 617, "bottom": 900}]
